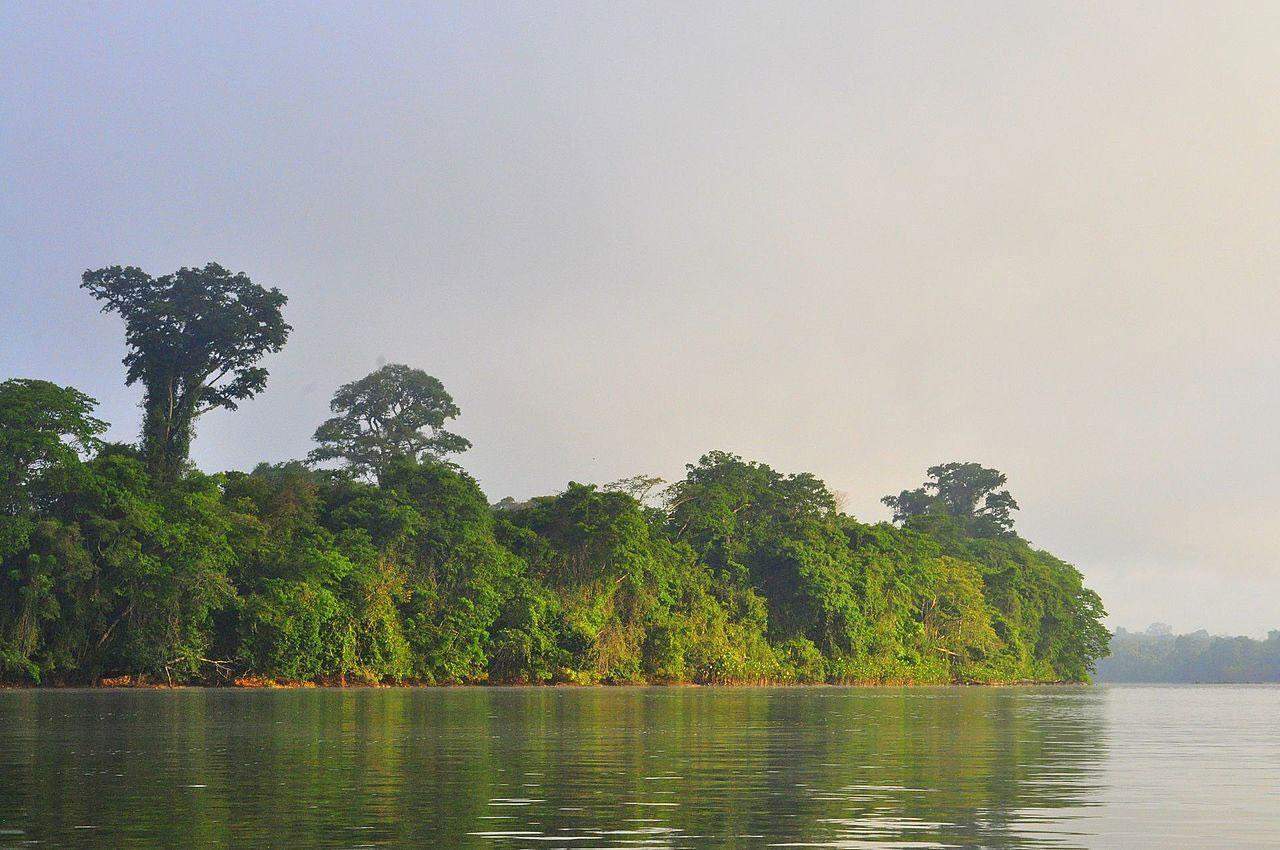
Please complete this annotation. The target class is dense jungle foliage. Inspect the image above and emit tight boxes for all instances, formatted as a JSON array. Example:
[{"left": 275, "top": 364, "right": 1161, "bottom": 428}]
[{"left": 0, "top": 264, "right": 1109, "bottom": 686}]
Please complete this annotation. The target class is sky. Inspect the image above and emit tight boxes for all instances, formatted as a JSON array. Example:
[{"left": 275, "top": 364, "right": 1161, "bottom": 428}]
[{"left": 3, "top": 2, "right": 1279, "bottom": 636}]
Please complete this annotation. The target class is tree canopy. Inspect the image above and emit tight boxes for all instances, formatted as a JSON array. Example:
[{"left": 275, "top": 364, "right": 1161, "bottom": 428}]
[
  {"left": 0, "top": 379, "right": 106, "bottom": 516},
  {"left": 308, "top": 364, "right": 471, "bottom": 481},
  {"left": 882, "top": 461, "right": 1020, "bottom": 537},
  {"left": 81, "top": 263, "right": 290, "bottom": 482}
]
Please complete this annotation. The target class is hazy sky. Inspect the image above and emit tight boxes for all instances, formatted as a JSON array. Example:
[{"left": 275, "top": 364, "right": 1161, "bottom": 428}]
[{"left": 4, "top": 2, "right": 1279, "bottom": 635}]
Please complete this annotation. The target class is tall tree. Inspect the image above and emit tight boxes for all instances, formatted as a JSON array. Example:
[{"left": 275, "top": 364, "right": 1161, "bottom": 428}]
[
  {"left": 308, "top": 364, "right": 470, "bottom": 481},
  {"left": 883, "top": 462, "right": 1019, "bottom": 536},
  {"left": 81, "top": 263, "right": 290, "bottom": 482}
]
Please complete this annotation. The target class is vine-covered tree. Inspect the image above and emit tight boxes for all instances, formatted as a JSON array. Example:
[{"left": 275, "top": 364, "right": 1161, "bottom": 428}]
[
  {"left": 81, "top": 263, "right": 290, "bottom": 482},
  {"left": 308, "top": 364, "right": 470, "bottom": 481},
  {"left": 883, "top": 461, "right": 1019, "bottom": 536}
]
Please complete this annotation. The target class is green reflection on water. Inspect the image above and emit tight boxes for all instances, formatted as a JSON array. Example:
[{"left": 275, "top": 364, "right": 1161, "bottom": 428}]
[{"left": 0, "top": 687, "right": 1107, "bottom": 847}]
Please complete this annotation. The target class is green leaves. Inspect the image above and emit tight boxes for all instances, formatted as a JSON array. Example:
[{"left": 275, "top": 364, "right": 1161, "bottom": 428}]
[
  {"left": 308, "top": 364, "right": 471, "bottom": 481},
  {"left": 883, "top": 461, "right": 1020, "bottom": 537},
  {"left": 0, "top": 369, "right": 1108, "bottom": 684},
  {"left": 81, "top": 263, "right": 290, "bottom": 481},
  {"left": 0, "top": 379, "right": 106, "bottom": 516}
]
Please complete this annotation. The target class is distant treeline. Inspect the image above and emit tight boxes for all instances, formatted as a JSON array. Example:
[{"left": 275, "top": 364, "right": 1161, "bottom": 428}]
[
  {"left": 0, "top": 262, "right": 1109, "bottom": 686},
  {"left": 1095, "top": 625, "right": 1280, "bottom": 683}
]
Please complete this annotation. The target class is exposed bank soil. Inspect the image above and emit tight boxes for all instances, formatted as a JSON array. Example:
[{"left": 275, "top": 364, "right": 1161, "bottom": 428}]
[{"left": 0, "top": 675, "right": 1076, "bottom": 689}]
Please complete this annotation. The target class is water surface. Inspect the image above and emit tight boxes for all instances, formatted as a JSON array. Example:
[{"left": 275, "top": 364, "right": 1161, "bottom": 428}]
[{"left": 0, "top": 685, "right": 1276, "bottom": 847}]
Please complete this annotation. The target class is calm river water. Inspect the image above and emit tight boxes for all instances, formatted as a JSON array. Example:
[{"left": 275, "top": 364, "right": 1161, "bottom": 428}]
[{"left": 0, "top": 685, "right": 1276, "bottom": 848}]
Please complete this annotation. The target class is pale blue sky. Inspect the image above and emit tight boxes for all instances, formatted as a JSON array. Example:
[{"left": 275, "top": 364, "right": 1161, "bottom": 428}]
[{"left": 4, "top": 2, "right": 1280, "bottom": 634}]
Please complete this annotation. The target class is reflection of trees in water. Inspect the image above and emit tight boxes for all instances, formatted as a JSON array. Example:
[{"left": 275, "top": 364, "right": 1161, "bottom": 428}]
[
  {"left": 640, "top": 687, "right": 1109, "bottom": 848},
  {"left": 815, "top": 687, "right": 1111, "bottom": 848},
  {"left": 0, "top": 687, "right": 1108, "bottom": 847}
]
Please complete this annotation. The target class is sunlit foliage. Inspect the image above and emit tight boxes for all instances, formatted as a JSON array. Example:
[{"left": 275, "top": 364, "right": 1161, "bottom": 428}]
[{"left": 0, "top": 273, "right": 1109, "bottom": 685}]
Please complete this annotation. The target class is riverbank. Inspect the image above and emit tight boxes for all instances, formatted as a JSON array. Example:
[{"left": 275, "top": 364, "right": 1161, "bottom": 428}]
[{"left": 1, "top": 675, "right": 1080, "bottom": 689}]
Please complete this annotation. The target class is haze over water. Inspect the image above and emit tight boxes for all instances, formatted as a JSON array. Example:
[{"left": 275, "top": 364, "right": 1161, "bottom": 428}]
[{"left": 1, "top": 686, "right": 1276, "bottom": 848}]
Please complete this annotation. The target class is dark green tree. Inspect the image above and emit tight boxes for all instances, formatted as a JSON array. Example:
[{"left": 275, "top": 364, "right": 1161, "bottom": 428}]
[
  {"left": 81, "top": 263, "right": 290, "bottom": 482},
  {"left": 308, "top": 364, "right": 470, "bottom": 481},
  {"left": 0, "top": 379, "right": 106, "bottom": 516},
  {"left": 665, "top": 451, "right": 836, "bottom": 580},
  {"left": 883, "top": 462, "right": 1019, "bottom": 537},
  {"left": 0, "top": 380, "right": 106, "bottom": 680}
]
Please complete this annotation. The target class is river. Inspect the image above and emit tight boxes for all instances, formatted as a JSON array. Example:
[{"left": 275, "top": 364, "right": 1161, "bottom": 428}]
[{"left": 0, "top": 685, "right": 1276, "bottom": 847}]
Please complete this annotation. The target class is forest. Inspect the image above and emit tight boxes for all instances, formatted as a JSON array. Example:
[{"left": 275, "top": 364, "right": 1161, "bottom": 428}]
[
  {"left": 0, "top": 263, "right": 1110, "bottom": 686},
  {"left": 1096, "top": 625, "right": 1280, "bottom": 683}
]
